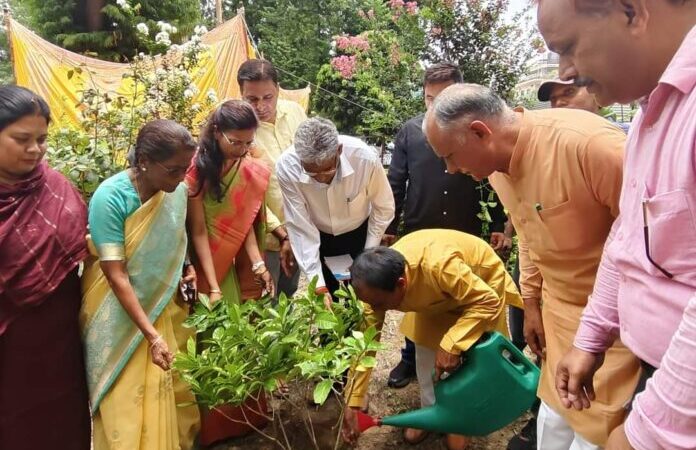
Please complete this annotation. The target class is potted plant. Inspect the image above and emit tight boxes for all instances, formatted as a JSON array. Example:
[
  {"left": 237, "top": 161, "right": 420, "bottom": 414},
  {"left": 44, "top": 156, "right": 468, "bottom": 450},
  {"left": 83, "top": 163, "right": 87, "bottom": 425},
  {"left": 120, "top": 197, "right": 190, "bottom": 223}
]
[{"left": 174, "top": 279, "right": 382, "bottom": 449}]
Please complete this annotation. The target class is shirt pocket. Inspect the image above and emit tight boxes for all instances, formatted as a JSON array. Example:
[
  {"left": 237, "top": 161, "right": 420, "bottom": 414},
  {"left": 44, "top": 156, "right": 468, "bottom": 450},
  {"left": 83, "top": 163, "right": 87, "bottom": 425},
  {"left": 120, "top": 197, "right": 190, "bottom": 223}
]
[
  {"left": 345, "top": 188, "right": 369, "bottom": 217},
  {"left": 536, "top": 198, "right": 607, "bottom": 252},
  {"left": 645, "top": 189, "right": 696, "bottom": 276}
]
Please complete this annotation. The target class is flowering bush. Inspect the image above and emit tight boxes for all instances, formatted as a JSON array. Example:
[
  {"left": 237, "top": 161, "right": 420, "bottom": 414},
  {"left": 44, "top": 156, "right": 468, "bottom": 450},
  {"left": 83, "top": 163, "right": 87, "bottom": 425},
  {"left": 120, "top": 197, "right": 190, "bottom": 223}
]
[
  {"left": 47, "top": 25, "right": 216, "bottom": 199},
  {"left": 314, "top": 1, "right": 425, "bottom": 145}
]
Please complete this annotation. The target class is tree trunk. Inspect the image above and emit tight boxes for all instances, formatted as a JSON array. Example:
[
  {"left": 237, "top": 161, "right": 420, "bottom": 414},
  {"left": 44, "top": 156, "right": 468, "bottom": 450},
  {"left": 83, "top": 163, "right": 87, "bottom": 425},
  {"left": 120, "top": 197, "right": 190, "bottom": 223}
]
[{"left": 85, "top": 0, "right": 105, "bottom": 31}]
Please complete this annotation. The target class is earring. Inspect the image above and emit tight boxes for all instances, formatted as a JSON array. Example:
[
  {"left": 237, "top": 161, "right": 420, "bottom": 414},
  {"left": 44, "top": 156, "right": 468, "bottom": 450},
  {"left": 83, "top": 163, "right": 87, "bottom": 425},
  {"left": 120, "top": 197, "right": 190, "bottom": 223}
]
[{"left": 140, "top": 166, "right": 147, "bottom": 172}]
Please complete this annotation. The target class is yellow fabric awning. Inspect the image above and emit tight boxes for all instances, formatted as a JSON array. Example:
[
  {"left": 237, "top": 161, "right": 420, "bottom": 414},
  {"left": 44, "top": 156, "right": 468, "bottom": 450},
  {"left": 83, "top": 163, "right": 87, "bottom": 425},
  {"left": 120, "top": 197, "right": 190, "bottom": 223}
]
[{"left": 7, "top": 13, "right": 310, "bottom": 126}]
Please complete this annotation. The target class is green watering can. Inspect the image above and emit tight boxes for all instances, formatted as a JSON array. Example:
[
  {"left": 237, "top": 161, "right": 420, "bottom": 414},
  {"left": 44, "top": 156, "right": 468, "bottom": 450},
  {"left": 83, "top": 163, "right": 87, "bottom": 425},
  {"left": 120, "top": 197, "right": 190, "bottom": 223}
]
[{"left": 356, "top": 332, "right": 539, "bottom": 436}]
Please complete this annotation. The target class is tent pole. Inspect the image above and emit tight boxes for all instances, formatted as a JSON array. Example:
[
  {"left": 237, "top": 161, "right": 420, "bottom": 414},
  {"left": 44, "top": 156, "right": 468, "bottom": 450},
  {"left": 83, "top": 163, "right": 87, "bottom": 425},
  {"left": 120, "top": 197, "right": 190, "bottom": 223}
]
[
  {"left": 2, "top": 4, "right": 15, "bottom": 76},
  {"left": 216, "top": 0, "right": 223, "bottom": 25}
]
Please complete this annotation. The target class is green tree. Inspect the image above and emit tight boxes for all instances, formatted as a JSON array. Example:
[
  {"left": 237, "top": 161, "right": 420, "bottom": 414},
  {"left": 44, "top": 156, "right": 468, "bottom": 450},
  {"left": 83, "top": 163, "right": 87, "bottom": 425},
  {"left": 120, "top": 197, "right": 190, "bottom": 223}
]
[
  {"left": 13, "top": 0, "right": 200, "bottom": 61},
  {"left": 221, "top": 0, "right": 372, "bottom": 89},
  {"left": 422, "top": 0, "right": 543, "bottom": 100},
  {"left": 312, "top": 1, "right": 426, "bottom": 146}
]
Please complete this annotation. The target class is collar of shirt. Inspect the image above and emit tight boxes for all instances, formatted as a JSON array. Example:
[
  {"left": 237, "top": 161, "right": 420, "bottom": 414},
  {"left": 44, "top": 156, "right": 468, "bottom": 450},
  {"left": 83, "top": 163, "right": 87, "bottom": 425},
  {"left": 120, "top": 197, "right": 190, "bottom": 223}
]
[
  {"left": 506, "top": 107, "right": 533, "bottom": 180},
  {"left": 259, "top": 100, "right": 290, "bottom": 130},
  {"left": 641, "top": 24, "right": 696, "bottom": 127},
  {"left": 298, "top": 152, "right": 355, "bottom": 185}
]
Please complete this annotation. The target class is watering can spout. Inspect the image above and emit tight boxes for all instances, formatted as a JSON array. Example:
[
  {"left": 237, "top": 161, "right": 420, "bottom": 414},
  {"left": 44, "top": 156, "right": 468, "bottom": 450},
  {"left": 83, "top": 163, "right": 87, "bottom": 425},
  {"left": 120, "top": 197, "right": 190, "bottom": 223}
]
[{"left": 380, "top": 406, "right": 442, "bottom": 430}]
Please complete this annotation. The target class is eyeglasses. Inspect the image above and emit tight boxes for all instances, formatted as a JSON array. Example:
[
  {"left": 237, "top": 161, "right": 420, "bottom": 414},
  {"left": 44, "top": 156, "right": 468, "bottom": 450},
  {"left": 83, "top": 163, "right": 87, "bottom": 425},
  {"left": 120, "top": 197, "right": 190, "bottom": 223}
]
[
  {"left": 303, "top": 157, "right": 340, "bottom": 178},
  {"left": 154, "top": 161, "right": 188, "bottom": 177},
  {"left": 642, "top": 200, "right": 673, "bottom": 279},
  {"left": 221, "top": 132, "right": 254, "bottom": 149}
]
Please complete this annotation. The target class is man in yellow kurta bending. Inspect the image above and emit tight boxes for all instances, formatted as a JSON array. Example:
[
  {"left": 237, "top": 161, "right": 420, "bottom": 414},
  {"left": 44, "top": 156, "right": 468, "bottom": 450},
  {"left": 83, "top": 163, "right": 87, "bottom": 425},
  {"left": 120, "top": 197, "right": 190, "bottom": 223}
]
[{"left": 341, "top": 229, "right": 522, "bottom": 450}]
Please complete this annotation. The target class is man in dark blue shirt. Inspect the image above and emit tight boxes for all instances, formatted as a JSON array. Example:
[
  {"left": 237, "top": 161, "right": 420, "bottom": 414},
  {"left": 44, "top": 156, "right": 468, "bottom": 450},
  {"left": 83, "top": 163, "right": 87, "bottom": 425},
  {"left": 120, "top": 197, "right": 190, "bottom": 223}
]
[{"left": 382, "top": 63, "right": 509, "bottom": 409}]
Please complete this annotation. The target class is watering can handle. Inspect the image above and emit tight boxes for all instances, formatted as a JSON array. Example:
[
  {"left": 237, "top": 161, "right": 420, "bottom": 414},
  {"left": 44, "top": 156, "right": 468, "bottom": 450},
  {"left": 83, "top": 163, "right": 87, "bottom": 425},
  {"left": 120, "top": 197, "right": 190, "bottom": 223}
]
[{"left": 501, "top": 348, "right": 533, "bottom": 375}]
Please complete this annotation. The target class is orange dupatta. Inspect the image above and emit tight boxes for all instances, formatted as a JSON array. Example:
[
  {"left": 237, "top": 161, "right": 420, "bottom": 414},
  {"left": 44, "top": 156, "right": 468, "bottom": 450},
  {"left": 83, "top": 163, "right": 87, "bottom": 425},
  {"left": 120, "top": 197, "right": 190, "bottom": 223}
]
[{"left": 187, "top": 156, "right": 271, "bottom": 300}]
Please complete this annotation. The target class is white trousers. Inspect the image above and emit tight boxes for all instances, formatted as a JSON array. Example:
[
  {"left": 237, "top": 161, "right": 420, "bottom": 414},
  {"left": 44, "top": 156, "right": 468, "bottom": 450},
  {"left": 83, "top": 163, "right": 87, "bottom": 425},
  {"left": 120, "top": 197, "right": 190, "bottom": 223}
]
[
  {"left": 415, "top": 344, "right": 437, "bottom": 407},
  {"left": 537, "top": 401, "right": 601, "bottom": 450}
]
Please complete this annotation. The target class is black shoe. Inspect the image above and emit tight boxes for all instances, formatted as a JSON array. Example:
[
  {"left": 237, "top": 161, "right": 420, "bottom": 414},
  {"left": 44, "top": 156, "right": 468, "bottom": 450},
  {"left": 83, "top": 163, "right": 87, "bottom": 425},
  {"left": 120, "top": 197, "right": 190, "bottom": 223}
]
[
  {"left": 387, "top": 359, "right": 416, "bottom": 388},
  {"left": 506, "top": 416, "right": 536, "bottom": 450}
]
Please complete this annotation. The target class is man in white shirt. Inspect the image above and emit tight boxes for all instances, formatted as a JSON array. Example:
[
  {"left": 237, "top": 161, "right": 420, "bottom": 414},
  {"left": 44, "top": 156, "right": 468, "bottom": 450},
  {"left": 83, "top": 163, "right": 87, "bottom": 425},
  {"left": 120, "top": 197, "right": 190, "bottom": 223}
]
[{"left": 277, "top": 117, "right": 395, "bottom": 305}]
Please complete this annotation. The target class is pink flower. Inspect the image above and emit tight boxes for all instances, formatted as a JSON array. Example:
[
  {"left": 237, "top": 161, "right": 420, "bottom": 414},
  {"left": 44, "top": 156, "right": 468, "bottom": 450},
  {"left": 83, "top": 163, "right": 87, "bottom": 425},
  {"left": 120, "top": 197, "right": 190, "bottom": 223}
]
[
  {"left": 389, "top": 0, "right": 405, "bottom": 9},
  {"left": 358, "top": 10, "right": 367, "bottom": 19},
  {"left": 335, "top": 35, "right": 370, "bottom": 52},
  {"left": 405, "top": 1, "right": 418, "bottom": 14},
  {"left": 367, "top": 9, "right": 375, "bottom": 19},
  {"left": 331, "top": 55, "right": 358, "bottom": 79},
  {"left": 431, "top": 26, "right": 442, "bottom": 36}
]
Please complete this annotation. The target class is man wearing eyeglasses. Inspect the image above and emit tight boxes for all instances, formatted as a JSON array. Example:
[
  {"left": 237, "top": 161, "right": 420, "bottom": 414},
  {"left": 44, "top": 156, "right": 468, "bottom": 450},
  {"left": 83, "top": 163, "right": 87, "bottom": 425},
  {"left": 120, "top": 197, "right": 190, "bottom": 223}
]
[
  {"left": 276, "top": 117, "right": 395, "bottom": 307},
  {"left": 537, "top": 1, "right": 696, "bottom": 449}
]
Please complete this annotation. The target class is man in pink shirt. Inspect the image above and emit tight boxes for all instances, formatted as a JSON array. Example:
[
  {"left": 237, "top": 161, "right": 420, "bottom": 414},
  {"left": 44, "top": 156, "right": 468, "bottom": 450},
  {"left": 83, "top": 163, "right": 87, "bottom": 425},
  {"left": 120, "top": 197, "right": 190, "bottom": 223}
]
[{"left": 537, "top": 1, "right": 696, "bottom": 449}]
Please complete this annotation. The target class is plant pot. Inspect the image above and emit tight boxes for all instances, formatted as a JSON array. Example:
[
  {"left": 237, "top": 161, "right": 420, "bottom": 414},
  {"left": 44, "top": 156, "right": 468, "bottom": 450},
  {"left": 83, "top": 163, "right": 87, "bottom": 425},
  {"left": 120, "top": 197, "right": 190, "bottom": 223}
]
[{"left": 199, "top": 393, "right": 269, "bottom": 446}]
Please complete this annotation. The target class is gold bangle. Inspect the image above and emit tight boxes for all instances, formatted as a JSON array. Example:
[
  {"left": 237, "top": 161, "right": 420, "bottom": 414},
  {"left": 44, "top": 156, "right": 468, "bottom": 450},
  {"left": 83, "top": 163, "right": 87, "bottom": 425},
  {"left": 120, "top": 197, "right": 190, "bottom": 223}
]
[{"left": 209, "top": 289, "right": 222, "bottom": 294}]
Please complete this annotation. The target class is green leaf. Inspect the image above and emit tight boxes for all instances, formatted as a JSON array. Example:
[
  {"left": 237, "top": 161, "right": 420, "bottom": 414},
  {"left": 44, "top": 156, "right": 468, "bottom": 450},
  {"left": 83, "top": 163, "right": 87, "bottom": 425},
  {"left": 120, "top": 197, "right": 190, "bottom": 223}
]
[
  {"left": 313, "top": 379, "right": 333, "bottom": 405},
  {"left": 359, "top": 356, "right": 377, "bottom": 368},
  {"left": 264, "top": 378, "right": 278, "bottom": 392},
  {"left": 186, "top": 337, "right": 195, "bottom": 357},
  {"left": 351, "top": 330, "right": 364, "bottom": 340},
  {"left": 315, "top": 312, "right": 339, "bottom": 329},
  {"left": 198, "top": 293, "right": 211, "bottom": 311},
  {"left": 212, "top": 327, "right": 224, "bottom": 341}
]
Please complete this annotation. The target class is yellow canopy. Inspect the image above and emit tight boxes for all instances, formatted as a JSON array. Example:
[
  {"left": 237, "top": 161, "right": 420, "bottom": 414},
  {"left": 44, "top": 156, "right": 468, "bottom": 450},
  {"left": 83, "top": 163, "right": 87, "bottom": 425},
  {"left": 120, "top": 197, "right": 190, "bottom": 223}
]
[{"left": 7, "top": 13, "right": 310, "bottom": 126}]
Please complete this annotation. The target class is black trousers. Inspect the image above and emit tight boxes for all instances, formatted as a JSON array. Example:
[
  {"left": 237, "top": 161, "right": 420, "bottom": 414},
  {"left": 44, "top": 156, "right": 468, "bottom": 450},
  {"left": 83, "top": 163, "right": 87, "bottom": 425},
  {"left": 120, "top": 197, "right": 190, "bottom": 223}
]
[{"left": 319, "top": 220, "right": 369, "bottom": 298}]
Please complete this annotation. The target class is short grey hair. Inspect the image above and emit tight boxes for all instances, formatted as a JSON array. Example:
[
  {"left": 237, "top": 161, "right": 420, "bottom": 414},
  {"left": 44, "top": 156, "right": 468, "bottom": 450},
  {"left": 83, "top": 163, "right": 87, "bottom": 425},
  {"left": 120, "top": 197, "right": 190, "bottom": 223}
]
[
  {"left": 430, "top": 83, "right": 510, "bottom": 130},
  {"left": 294, "top": 117, "right": 340, "bottom": 165}
]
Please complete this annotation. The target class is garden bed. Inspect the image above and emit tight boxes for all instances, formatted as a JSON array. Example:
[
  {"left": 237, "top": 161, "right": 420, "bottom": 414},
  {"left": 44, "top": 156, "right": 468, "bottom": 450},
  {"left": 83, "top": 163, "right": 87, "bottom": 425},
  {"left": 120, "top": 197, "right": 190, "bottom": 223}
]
[{"left": 207, "top": 308, "right": 530, "bottom": 450}]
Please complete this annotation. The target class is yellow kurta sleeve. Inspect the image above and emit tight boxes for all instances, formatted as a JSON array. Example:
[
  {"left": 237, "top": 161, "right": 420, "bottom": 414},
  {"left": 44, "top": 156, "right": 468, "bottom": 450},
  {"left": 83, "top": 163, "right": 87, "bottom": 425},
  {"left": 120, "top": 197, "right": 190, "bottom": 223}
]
[
  {"left": 265, "top": 203, "right": 282, "bottom": 233},
  {"left": 518, "top": 238, "right": 543, "bottom": 303},
  {"left": 435, "top": 256, "right": 504, "bottom": 354},
  {"left": 346, "top": 302, "right": 385, "bottom": 408}
]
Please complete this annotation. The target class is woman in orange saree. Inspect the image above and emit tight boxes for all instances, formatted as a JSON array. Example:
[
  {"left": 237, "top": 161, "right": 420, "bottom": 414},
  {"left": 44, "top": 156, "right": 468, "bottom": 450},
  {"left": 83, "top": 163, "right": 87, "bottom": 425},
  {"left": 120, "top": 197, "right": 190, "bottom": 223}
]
[{"left": 186, "top": 100, "right": 291, "bottom": 304}]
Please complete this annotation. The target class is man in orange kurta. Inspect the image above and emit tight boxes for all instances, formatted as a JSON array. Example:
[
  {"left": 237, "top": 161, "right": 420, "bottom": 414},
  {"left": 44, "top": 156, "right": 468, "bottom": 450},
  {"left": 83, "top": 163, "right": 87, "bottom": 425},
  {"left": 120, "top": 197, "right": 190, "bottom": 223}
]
[{"left": 423, "top": 83, "right": 640, "bottom": 449}]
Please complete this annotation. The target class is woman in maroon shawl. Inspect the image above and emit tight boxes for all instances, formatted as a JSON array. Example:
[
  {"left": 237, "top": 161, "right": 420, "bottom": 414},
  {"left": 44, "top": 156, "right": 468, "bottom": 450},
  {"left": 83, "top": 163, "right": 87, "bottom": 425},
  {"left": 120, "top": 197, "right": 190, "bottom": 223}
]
[{"left": 0, "top": 86, "right": 91, "bottom": 449}]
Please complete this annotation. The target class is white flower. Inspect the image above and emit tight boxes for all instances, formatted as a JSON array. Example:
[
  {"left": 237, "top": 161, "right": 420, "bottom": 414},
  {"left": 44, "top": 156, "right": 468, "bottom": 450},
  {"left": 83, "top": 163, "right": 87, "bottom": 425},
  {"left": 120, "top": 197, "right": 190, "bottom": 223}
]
[
  {"left": 206, "top": 88, "right": 218, "bottom": 102},
  {"left": 194, "top": 25, "right": 208, "bottom": 35},
  {"left": 191, "top": 103, "right": 201, "bottom": 112},
  {"left": 183, "top": 89, "right": 194, "bottom": 99},
  {"left": 170, "top": 26, "right": 178, "bottom": 34},
  {"left": 155, "top": 31, "right": 171, "bottom": 46},
  {"left": 157, "top": 21, "right": 175, "bottom": 34},
  {"left": 116, "top": 0, "right": 130, "bottom": 10},
  {"left": 136, "top": 23, "right": 149, "bottom": 35}
]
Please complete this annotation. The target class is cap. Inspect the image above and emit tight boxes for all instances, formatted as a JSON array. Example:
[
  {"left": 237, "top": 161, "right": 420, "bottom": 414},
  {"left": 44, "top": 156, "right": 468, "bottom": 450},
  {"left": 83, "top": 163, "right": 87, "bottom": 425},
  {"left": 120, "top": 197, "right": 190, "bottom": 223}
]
[{"left": 537, "top": 79, "right": 575, "bottom": 102}]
